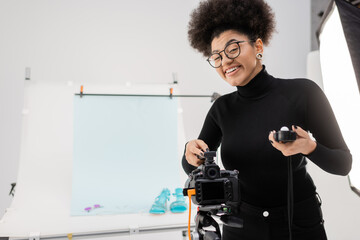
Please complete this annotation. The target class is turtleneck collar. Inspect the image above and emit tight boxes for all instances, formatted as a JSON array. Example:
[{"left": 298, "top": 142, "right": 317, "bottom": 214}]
[{"left": 236, "top": 65, "right": 274, "bottom": 99}]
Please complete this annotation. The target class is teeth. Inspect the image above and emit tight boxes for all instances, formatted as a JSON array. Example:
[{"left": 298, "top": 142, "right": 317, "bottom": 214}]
[{"left": 226, "top": 67, "right": 238, "bottom": 74}]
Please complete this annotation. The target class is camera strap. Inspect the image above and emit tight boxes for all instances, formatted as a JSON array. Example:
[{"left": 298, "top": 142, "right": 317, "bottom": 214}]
[{"left": 287, "top": 156, "right": 294, "bottom": 240}]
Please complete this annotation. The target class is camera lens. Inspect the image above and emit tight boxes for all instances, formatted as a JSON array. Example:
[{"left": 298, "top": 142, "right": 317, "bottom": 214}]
[{"left": 207, "top": 167, "right": 219, "bottom": 179}]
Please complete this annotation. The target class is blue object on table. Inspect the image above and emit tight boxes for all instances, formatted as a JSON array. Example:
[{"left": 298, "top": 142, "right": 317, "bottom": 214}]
[
  {"left": 170, "top": 188, "right": 187, "bottom": 213},
  {"left": 149, "top": 188, "right": 171, "bottom": 214}
]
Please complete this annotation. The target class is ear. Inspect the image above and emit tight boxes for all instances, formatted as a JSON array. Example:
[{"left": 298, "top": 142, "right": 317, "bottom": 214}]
[{"left": 254, "top": 38, "right": 264, "bottom": 53}]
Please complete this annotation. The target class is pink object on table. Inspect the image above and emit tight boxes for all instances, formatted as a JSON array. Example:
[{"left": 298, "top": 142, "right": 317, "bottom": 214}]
[
  {"left": 84, "top": 207, "right": 92, "bottom": 212},
  {"left": 94, "top": 204, "right": 101, "bottom": 208}
]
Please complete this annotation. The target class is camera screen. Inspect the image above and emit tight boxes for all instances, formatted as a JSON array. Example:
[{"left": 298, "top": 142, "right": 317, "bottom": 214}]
[{"left": 201, "top": 181, "right": 225, "bottom": 201}]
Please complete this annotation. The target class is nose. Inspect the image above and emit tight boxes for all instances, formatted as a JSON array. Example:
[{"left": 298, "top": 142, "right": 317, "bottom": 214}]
[{"left": 221, "top": 52, "right": 234, "bottom": 67}]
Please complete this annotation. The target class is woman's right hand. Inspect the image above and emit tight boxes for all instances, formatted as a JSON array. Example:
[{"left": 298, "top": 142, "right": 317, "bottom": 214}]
[{"left": 185, "top": 139, "right": 209, "bottom": 167}]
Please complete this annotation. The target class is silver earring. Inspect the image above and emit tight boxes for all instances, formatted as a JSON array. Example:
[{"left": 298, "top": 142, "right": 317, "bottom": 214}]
[{"left": 256, "top": 53, "right": 263, "bottom": 60}]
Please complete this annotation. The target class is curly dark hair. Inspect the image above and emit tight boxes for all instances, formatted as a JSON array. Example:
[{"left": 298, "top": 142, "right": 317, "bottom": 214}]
[{"left": 188, "top": 0, "right": 276, "bottom": 57}]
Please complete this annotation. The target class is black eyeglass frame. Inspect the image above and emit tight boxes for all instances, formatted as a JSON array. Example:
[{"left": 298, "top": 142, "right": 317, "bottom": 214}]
[{"left": 206, "top": 40, "right": 255, "bottom": 68}]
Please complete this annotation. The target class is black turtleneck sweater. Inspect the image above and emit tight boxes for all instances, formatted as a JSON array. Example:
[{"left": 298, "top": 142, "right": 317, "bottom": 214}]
[{"left": 182, "top": 66, "right": 352, "bottom": 207}]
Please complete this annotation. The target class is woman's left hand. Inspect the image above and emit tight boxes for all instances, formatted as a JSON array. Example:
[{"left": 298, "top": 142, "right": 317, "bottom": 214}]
[{"left": 268, "top": 125, "right": 317, "bottom": 156}]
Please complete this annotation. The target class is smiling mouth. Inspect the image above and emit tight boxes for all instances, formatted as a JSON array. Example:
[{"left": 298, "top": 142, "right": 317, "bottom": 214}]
[{"left": 225, "top": 66, "right": 241, "bottom": 75}]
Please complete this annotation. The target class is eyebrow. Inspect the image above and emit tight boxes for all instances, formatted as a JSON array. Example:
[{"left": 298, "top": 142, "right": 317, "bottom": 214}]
[{"left": 212, "top": 39, "right": 238, "bottom": 53}]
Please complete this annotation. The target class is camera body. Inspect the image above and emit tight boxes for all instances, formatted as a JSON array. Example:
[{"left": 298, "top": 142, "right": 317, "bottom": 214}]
[{"left": 183, "top": 151, "right": 240, "bottom": 206}]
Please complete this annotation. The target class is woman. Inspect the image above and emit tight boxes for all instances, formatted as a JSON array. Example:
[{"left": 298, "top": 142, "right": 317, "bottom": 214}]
[{"left": 181, "top": 0, "right": 352, "bottom": 239}]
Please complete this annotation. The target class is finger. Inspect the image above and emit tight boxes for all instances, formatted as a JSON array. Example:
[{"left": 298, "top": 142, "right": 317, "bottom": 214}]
[
  {"left": 185, "top": 141, "right": 206, "bottom": 166},
  {"left": 196, "top": 159, "right": 205, "bottom": 166},
  {"left": 189, "top": 155, "right": 204, "bottom": 167},
  {"left": 269, "top": 130, "right": 284, "bottom": 149},
  {"left": 187, "top": 140, "right": 203, "bottom": 154},
  {"left": 193, "top": 155, "right": 205, "bottom": 166},
  {"left": 188, "top": 145, "right": 206, "bottom": 162},
  {"left": 185, "top": 148, "right": 203, "bottom": 165},
  {"left": 269, "top": 130, "right": 288, "bottom": 151},
  {"left": 195, "top": 139, "right": 209, "bottom": 152},
  {"left": 268, "top": 130, "right": 275, "bottom": 144},
  {"left": 292, "top": 125, "right": 308, "bottom": 138}
]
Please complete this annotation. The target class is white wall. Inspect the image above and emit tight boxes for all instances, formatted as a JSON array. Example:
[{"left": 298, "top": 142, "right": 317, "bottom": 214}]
[{"left": 3, "top": 0, "right": 357, "bottom": 239}]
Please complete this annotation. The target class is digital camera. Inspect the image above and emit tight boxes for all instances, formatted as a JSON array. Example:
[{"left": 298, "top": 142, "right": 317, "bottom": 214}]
[{"left": 183, "top": 151, "right": 240, "bottom": 206}]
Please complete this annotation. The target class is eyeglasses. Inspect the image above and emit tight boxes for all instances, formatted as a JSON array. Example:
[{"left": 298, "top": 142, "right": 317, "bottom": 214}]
[{"left": 207, "top": 40, "right": 254, "bottom": 68}]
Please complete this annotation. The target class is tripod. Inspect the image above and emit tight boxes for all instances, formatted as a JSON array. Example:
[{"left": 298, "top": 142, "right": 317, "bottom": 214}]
[{"left": 191, "top": 205, "right": 243, "bottom": 240}]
